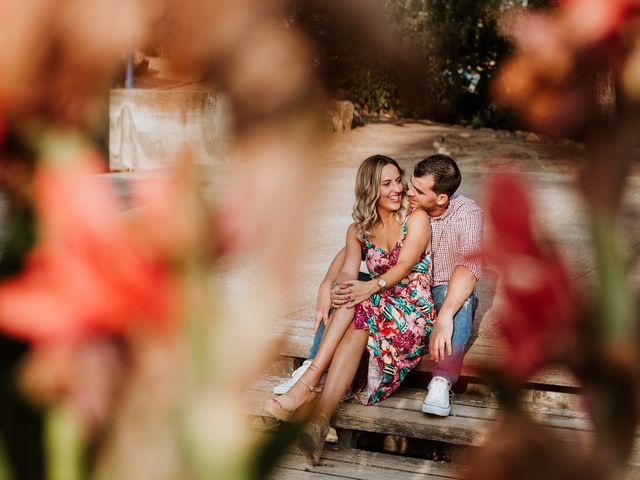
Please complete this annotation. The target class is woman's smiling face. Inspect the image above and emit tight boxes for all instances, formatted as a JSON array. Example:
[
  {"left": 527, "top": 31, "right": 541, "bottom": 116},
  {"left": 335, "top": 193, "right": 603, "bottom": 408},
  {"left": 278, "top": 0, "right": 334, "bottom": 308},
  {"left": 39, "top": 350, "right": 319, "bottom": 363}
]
[{"left": 377, "top": 163, "right": 404, "bottom": 211}]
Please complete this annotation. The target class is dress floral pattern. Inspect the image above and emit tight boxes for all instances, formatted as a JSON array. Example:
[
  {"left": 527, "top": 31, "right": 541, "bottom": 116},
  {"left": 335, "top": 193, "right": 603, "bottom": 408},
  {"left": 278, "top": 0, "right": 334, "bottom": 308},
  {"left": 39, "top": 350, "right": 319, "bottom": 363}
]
[{"left": 354, "top": 212, "right": 436, "bottom": 405}]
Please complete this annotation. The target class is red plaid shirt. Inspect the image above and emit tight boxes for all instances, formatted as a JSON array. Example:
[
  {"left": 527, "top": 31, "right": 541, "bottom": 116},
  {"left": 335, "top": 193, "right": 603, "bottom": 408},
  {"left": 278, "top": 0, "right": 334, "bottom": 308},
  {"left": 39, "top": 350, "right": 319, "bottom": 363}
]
[{"left": 430, "top": 195, "right": 483, "bottom": 286}]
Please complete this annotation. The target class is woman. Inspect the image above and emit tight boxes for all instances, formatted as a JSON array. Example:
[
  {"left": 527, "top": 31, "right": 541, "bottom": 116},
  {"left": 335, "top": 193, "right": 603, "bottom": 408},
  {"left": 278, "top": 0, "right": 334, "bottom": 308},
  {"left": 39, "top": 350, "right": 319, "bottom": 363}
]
[{"left": 265, "top": 155, "right": 436, "bottom": 463}]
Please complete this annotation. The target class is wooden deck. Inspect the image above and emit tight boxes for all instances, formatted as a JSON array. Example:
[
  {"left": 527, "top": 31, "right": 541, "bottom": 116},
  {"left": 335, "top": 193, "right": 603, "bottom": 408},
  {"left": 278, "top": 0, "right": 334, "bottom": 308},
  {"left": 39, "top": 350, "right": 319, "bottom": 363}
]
[
  {"left": 268, "top": 448, "right": 461, "bottom": 479},
  {"left": 256, "top": 263, "right": 640, "bottom": 478},
  {"left": 247, "top": 374, "right": 640, "bottom": 479},
  {"left": 247, "top": 376, "right": 640, "bottom": 461}
]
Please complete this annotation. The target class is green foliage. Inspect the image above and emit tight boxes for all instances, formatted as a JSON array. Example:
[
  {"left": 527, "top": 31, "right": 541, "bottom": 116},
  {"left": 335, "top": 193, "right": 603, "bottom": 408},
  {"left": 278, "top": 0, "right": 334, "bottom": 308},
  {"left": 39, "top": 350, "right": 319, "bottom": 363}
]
[
  {"left": 290, "top": 3, "right": 398, "bottom": 113},
  {"left": 389, "top": 0, "right": 512, "bottom": 124},
  {"left": 340, "top": 63, "right": 396, "bottom": 113},
  {"left": 294, "top": 0, "right": 556, "bottom": 126}
]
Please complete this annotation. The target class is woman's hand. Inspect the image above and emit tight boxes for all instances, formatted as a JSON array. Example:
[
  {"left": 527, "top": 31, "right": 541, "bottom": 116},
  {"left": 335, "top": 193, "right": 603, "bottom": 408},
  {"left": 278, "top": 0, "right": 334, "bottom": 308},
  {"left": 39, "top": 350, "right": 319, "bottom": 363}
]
[
  {"left": 314, "top": 283, "right": 332, "bottom": 332},
  {"left": 330, "top": 282, "right": 350, "bottom": 308},
  {"left": 335, "top": 279, "right": 378, "bottom": 308}
]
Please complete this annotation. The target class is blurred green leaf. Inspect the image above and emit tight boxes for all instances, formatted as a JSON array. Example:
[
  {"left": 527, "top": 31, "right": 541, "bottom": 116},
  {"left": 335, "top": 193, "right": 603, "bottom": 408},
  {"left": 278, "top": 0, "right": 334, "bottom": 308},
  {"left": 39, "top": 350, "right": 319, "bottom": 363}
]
[
  {"left": 0, "top": 436, "right": 13, "bottom": 480},
  {"left": 590, "top": 214, "right": 637, "bottom": 344},
  {"left": 0, "top": 204, "right": 37, "bottom": 280}
]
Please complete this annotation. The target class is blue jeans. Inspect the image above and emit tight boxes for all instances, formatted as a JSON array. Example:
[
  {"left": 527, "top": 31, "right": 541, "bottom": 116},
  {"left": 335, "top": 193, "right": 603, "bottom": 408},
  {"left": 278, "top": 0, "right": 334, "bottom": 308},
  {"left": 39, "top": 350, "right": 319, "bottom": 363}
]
[
  {"left": 308, "top": 282, "right": 476, "bottom": 385},
  {"left": 308, "top": 320, "right": 325, "bottom": 360},
  {"left": 430, "top": 284, "right": 476, "bottom": 385}
]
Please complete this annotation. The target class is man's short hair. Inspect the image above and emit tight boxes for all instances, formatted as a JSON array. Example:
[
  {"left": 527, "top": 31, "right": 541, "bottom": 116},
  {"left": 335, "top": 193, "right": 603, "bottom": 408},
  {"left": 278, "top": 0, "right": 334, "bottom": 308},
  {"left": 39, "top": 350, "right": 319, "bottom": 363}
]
[{"left": 413, "top": 154, "right": 461, "bottom": 198}]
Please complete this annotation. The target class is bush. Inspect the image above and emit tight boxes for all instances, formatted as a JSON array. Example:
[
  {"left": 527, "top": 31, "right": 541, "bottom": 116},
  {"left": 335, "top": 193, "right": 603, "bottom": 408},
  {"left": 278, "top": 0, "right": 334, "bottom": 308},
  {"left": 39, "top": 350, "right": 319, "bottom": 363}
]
[{"left": 293, "top": 0, "right": 555, "bottom": 128}]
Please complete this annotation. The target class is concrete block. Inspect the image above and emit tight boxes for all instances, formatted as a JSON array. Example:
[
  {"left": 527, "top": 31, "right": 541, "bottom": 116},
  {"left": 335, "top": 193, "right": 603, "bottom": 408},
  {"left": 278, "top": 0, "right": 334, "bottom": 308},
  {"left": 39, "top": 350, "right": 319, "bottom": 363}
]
[{"left": 109, "top": 89, "right": 231, "bottom": 171}]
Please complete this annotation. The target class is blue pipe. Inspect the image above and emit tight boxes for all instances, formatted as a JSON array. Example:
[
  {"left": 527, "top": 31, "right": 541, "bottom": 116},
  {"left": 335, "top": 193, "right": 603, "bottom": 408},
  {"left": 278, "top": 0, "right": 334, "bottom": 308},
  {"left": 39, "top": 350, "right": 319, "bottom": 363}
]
[{"left": 125, "top": 49, "right": 134, "bottom": 89}]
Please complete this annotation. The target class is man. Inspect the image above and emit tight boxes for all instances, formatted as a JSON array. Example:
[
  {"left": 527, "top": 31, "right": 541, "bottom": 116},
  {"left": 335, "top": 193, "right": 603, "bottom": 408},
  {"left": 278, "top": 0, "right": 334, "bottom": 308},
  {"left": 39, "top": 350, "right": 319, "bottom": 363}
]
[{"left": 274, "top": 154, "right": 483, "bottom": 417}]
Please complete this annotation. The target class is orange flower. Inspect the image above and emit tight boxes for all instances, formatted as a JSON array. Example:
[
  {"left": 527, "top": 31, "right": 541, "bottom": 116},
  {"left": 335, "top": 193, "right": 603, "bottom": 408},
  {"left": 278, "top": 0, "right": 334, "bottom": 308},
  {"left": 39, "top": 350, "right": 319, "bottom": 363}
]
[
  {"left": 485, "top": 174, "right": 577, "bottom": 382},
  {"left": 494, "top": 0, "right": 640, "bottom": 135},
  {"left": 0, "top": 151, "right": 185, "bottom": 344}
]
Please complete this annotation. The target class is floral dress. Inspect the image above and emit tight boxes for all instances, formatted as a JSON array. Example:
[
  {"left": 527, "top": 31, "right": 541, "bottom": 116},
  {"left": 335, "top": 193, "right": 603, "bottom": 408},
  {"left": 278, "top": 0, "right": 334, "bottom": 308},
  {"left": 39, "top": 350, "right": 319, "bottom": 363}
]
[{"left": 354, "top": 213, "right": 436, "bottom": 405}]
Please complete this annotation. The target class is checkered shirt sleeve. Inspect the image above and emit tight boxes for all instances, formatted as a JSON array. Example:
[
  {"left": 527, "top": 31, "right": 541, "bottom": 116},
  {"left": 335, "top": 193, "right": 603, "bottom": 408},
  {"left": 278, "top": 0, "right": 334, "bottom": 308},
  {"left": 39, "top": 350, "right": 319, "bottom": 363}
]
[
  {"left": 431, "top": 197, "right": 484, "bottom": 286},
  {"left": 454, "top": 207, "right": 484, "bottom": 280}
]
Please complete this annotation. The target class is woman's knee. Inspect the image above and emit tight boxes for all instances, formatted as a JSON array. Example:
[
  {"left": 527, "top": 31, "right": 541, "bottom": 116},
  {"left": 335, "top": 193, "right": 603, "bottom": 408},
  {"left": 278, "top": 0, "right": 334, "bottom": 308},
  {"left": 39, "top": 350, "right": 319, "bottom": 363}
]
[
  {"left": 342, "top": 326, "right": 368, "bottom": 348},
  {"left": 332, "top": 303, "right": 356, "bottom": 320}
]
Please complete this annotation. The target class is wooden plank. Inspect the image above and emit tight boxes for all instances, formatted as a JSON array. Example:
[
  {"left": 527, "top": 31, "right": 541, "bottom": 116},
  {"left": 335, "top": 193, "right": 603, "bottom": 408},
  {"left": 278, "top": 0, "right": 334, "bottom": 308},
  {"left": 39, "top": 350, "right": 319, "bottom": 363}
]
[
  {"left": 267, "top": 466, "right": 353, "bottom": 479},
  {"left": 332, "top": 400, "right": 494, "bottom": 447},
  {"left": 246, "top": 379, "right": 640, "bottom": 465},
  {"left": 630, "top": 442, "right": 640, "bottom": 466},
  {"left": 270, "top": 448, "right": 461, "bottom": 480},
  {"left": 623, "top": 466, "right": 640, "bottom": 480},
  {"left": 360, "top": 390, "right": 593, "bottom": 433},
  {"left": 386, "top": 389, "right": 589, "bottom": 422},
  {"left": 304, "top": 448, "right": 461, "bottom": 478},
  {"left": 254, "top": 376, "right": 586, "bottom": 421},
  {"left": 245, "top": 388, "right": 492, "bottom": 446},
  {"left": 269, "top": 329, "right": 580, "bottom": 388},
  {"left": 251, "top": 378, "right": 587, "bottom": 424}
]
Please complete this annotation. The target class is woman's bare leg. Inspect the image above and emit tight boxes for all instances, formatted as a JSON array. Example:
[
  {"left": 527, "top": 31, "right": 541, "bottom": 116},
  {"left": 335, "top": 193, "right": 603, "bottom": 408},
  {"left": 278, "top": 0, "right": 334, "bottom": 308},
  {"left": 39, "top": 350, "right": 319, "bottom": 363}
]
[
  {"left": 313, "top": 325, "right": 369, "bottom": 420},
  {"left": 272, "top": 305, "right": 355, "bottom": 409},
  {"left": 297, "top": 325, "right": 369, "bottom": 464}
]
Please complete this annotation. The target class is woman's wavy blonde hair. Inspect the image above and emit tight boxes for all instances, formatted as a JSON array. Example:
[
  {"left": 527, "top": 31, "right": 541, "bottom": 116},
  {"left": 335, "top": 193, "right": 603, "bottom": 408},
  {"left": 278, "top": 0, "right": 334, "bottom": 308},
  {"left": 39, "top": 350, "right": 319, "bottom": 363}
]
[{"left": 352, "top": 155, "right": 409, "bottom": 237}]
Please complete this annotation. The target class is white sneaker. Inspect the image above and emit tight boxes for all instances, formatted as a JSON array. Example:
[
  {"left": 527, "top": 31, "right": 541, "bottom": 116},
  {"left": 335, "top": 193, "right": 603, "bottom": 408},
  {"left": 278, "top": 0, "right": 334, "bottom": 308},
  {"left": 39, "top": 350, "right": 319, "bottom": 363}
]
[
  {"left": 272, "top": 360, "right": 312, "bottom": 395},
  {"left": 421, "top": 376, "right": 452, "bottom": 416}
]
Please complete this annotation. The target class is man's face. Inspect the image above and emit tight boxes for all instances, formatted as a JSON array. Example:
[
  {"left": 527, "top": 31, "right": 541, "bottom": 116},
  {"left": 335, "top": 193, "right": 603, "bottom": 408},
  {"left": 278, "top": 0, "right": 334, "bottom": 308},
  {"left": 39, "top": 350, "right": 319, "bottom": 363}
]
[{"left": 407, "top": 174, "right": 447, "bottom": 214}]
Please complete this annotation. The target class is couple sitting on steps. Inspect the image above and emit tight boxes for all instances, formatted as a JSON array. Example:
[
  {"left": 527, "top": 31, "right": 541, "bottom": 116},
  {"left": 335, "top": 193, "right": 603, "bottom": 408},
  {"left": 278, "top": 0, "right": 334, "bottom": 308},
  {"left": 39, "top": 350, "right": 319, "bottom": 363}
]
[{"left": 265, "top": 153, "right": 483, "bottom": 465}]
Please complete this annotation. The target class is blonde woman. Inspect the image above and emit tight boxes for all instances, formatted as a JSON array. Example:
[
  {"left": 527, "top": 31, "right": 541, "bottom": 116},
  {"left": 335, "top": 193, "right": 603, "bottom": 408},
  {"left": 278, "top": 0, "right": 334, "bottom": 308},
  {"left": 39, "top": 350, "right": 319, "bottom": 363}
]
[{"left": 265, "top": 155, "right": 436, "bottom": 463}]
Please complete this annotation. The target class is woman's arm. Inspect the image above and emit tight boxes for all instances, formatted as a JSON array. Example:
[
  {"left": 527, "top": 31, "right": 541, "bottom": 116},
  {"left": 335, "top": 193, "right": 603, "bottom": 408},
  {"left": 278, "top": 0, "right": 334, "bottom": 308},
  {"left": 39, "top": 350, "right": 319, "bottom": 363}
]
[
  {"left": 341, "top": 210, "right": 430, "bottom": 308},
  {"left": 313, "top": 248, "right": 346, "bottom": 331},
  {"left": 334, "top": 224, "right": 363, "bottom": 284}
]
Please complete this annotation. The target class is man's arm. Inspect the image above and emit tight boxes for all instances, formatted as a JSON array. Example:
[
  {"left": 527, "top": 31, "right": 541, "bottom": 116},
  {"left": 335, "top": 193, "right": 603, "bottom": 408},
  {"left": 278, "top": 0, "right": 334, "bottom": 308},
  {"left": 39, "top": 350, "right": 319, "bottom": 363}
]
[
  {"left": 429, "top": 207, "right": 483, "bottom": 362},
  {"left": 429, "top": 266, "right": 477, "bottom": 362},
  {"left": 438, "top": 266, "right": 477, "bottom": 319},
  {"left": 314, "top": 247, "right": 346, "bottom": 332}
]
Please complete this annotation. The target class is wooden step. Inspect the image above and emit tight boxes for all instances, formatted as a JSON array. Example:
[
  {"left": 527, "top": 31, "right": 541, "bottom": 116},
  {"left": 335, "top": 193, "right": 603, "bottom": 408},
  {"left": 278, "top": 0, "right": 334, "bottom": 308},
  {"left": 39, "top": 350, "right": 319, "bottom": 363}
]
[
  {"left": 273, "top": 325, "right": 580, "bottom": 388},
  {"left": 247, "top": 376, "right": 640, "bottom": 466},
  {"left": 266, "top": 433, "right": 640, "bottom": 480},
  {"left": 267, "top": 447, "right": 462, "bottom": 479}
]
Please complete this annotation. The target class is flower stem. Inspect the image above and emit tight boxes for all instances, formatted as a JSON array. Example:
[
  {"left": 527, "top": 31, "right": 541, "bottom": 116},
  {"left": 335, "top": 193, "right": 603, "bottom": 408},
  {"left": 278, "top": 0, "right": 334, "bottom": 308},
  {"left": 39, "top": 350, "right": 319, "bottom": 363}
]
[
  {"left": 0, "top": 436, "right": 13, "bottom": 480},
  {"left": 45, "top": 405, "right": 84, "bottom": 480}
]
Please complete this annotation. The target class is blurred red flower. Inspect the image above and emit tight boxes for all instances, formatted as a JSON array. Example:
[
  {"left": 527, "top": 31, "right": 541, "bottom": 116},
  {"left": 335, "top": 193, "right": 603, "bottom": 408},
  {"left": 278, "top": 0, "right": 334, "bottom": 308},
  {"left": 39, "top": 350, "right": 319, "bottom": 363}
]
[
  {"left": 0, "top": 151, "right": 184, "bottom": 344},
  {"left": 485, "top": 174, "right": 578, "bottom": 382},
  {"left": 0, "top": 109, "right": 4, "bottom": 146},
  {"left": 560, "top": 0, "right": 638, "bottom": 44},
  {"left": 495, "top": 0, "right": 640, "bottom": 135}
]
